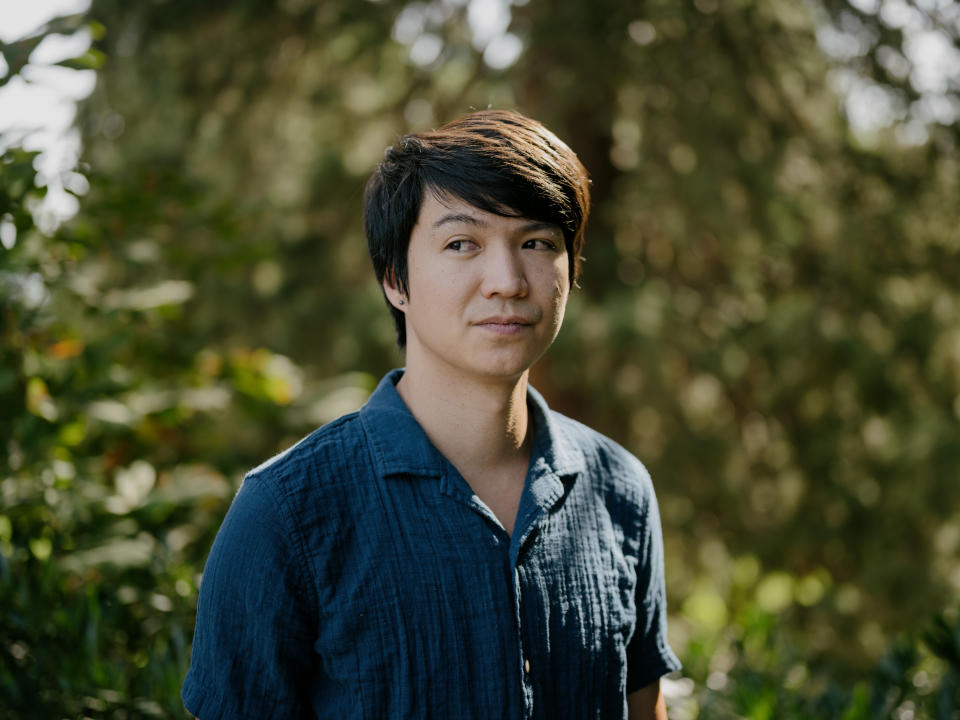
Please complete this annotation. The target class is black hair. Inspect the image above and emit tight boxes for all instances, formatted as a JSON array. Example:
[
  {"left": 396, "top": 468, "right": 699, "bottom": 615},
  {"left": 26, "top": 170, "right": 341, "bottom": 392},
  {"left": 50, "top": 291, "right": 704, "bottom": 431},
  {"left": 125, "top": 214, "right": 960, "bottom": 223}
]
[{"left": 363, "top": 109, "right": 590, "bottom": 347}]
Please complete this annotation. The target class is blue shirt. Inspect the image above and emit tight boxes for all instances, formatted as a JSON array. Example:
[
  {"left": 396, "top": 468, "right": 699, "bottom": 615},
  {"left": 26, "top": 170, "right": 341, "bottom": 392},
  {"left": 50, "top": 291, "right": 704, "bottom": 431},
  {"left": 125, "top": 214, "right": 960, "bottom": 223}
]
[{"left": 182, "top": 370, "right": 680, "bottom": 719}]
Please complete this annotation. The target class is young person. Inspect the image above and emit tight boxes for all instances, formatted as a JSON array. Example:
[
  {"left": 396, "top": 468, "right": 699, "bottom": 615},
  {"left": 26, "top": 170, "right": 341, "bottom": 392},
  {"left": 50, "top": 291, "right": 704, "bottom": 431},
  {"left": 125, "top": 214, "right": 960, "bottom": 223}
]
[{"left": 182, "top": 109, "right": 680, "bottom": 719}]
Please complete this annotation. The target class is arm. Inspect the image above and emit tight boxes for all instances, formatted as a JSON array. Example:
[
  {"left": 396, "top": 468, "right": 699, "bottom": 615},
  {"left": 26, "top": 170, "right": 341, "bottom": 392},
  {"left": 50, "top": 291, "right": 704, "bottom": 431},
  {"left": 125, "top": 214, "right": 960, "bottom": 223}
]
[
  {"left": 181, "top": 477, "right": 317, "bottom": 718},
  {"left": 628, "top": 679, "right": 668, "bottom": 720},
  {"left": 624, "top": 465, "right": 680, "bottom": 716}
]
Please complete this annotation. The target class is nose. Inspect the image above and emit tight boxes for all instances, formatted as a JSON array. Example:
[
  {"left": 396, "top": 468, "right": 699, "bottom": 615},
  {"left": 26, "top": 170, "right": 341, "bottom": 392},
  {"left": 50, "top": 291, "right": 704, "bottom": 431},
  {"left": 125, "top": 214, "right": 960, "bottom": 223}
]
[{"left": 480, "top": 245, "right": 528, "bottom": 299}]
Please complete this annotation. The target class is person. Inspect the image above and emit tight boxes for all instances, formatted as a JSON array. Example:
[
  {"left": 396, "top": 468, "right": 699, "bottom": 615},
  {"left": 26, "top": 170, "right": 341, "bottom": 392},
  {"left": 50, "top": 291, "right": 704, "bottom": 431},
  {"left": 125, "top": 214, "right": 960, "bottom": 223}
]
[{"left": 182, "top": 109, "right": 680, "bottom": 719}]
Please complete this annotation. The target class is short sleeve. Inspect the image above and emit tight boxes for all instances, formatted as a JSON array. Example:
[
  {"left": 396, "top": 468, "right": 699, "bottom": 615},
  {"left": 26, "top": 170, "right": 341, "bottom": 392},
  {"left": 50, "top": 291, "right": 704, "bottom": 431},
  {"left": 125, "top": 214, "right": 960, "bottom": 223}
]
[
  {"left": 625, "top": 486, "right": 682, "bottom": 693},
  {"left": 182, "top": 476, "right": 317, "bottom": 719}
]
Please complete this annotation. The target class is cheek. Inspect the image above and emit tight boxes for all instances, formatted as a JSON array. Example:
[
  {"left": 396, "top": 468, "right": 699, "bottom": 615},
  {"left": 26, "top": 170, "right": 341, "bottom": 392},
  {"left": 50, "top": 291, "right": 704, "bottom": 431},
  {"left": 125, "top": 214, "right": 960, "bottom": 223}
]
[
  {"left": 554, "top": 258, "right": 570, "bottom": 300},
  {"left": 550, "top": 278, "right": 569, "bottom": 325},
  {"left": 407, "top": 259, "right": 442, "bottom": 299},
  {"left": 408, "top": 268, "right": 465, "bottom": 312},
  {"left": 555, "top": 255, "right": 570, "bottom": 294}
]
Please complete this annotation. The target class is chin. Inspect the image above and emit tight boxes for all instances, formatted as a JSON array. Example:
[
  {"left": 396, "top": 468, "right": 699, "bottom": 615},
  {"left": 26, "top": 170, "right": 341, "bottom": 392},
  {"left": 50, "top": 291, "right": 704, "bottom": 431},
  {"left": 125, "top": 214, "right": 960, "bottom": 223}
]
[{"left": 468, "top": 351, "right": 543, "bottom": 381}]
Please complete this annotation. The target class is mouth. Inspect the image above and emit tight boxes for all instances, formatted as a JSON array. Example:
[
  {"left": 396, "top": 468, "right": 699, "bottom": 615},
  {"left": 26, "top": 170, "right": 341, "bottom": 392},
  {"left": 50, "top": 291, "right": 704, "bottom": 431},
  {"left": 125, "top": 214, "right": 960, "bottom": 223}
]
[{"left": 473, "top": 315, "right": 536, "bottom": 335}]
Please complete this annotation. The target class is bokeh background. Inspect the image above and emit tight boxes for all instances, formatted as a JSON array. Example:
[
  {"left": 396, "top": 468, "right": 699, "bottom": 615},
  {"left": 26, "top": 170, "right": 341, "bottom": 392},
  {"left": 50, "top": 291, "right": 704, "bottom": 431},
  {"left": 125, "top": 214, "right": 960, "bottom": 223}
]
[{"left": 2, "top": 0, "right": 960, "bottom": 717}]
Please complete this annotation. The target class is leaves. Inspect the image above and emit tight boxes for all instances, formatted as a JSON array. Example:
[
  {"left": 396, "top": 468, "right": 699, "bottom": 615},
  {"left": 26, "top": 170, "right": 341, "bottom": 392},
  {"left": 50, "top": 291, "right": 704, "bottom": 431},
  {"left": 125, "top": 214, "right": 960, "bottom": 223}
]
[{"left": 1, "top": 0, "right": 958, "bottom": 716}]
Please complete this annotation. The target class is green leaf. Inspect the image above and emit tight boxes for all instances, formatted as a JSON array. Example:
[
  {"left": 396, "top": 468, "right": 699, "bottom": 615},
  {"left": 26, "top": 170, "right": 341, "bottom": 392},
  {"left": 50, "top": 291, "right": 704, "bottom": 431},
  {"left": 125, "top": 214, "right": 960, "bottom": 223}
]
[{"left": 55, "top": 49, "right": 106, "bottom": 71}]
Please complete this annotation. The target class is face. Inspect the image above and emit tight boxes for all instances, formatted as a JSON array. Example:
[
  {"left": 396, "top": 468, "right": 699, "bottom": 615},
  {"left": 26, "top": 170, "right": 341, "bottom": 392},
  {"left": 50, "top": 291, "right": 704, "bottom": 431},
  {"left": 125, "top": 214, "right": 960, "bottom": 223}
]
[{"left": 384, "top": 190, "right": 570, "bottom": 384}]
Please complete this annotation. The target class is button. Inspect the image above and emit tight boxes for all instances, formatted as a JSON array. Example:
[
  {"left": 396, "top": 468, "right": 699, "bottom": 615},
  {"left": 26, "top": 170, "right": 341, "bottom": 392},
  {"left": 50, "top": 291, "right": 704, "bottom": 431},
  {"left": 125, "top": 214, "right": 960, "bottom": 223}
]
[{"left": 524, "top": 659, "right": 530, "bottom": 674}]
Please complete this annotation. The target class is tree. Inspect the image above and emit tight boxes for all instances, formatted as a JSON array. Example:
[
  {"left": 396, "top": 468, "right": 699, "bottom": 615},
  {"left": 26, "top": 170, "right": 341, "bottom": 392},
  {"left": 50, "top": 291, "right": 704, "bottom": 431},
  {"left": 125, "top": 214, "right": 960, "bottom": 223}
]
[{"left": 1, "top": 0, "right": 958, "bottom": 715}]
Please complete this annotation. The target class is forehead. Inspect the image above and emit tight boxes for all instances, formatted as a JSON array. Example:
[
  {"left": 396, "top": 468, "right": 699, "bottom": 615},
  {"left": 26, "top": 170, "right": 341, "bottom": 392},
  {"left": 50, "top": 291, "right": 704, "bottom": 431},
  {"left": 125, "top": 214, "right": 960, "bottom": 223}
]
[{"left": 415, "top": 190, "right": 562, "bottom": 237}]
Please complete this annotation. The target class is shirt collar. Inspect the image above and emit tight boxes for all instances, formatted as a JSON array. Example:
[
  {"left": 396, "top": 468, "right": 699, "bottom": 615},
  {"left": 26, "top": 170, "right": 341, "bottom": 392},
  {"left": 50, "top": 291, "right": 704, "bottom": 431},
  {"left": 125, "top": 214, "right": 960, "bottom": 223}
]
[
  {"left": 359, "top": 369, "right": 585, "bottom": 481},
  {"left": 360, "top": 369, "right": 445, "bottom": 478}
]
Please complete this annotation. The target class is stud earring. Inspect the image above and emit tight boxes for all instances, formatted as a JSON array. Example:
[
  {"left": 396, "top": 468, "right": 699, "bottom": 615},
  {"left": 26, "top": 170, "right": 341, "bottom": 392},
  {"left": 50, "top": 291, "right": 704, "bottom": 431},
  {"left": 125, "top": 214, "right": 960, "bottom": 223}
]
[{"left": 398, "top": 299, "right": 405, "bottom": 305}]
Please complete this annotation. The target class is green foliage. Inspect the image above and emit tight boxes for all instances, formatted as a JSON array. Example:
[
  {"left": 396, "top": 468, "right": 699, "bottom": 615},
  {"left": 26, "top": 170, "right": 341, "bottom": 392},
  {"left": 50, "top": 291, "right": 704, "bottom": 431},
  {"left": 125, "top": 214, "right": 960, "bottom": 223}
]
[
  {"left": 1, "top": 0, "right": 958, "bottom": 716},
  {"left": 669, "top": 603, "right": 960, "bottom": 719}
]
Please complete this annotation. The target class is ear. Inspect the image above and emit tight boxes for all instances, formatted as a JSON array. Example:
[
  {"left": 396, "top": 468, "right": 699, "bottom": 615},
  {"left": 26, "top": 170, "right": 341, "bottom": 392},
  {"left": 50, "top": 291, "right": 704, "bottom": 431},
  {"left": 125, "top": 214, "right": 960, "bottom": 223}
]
[{"left": 382, "top": 273, "right": 406, "bottom": 311}]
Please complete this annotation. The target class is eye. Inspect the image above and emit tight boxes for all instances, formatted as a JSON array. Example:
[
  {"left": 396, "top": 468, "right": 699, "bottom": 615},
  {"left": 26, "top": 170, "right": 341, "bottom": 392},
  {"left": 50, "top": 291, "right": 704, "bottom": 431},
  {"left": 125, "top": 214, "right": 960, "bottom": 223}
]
[
  {"left": 522, "top": 238, "right": 560, "bottom": 251},
  {"left": 446, "top": 238, "right": 478, "bottom": 252}
]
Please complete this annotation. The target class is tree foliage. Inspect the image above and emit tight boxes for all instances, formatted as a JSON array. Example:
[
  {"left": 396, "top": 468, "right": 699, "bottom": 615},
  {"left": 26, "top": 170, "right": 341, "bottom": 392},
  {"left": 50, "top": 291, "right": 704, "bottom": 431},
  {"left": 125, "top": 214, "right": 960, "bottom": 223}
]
[{"left": 1, "top": 0, "right": 959, "bottom": 716}]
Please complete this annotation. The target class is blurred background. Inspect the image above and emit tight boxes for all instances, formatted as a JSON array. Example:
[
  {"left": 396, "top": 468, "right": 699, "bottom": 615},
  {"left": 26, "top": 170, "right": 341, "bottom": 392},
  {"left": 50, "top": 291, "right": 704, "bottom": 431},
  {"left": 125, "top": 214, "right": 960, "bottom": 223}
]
[{"left": 2, "top": 0, "right": 959, "bottom": 717}]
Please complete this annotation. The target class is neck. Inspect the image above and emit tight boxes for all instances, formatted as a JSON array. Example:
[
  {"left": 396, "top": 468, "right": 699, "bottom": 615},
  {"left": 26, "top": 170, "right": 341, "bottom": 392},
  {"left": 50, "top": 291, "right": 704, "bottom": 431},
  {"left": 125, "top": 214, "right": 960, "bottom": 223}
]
[{"left": 395, "top": 361, "right": 531, "bottom": 473}]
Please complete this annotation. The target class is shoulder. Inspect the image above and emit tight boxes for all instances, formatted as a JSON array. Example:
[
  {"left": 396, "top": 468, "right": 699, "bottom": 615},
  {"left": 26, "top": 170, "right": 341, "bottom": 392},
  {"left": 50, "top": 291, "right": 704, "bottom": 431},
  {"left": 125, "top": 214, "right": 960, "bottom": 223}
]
[
  {"left": 547, "top": 409, "right": 667, "bottom": 562},
  {"left": 244, "top": 410, "right": 371, "bottom": 495},
  {"left": 547, "top": 408, "right": 658, "bottom": 525},
  {"left": 229, "top": 410, "right": 378, "bottom": 541},
  {"left": 218, "top": 410, "right": 375, "bottom": 567},
  {"left": 552, "top": 410, "right": 652, "bottom": 486}
]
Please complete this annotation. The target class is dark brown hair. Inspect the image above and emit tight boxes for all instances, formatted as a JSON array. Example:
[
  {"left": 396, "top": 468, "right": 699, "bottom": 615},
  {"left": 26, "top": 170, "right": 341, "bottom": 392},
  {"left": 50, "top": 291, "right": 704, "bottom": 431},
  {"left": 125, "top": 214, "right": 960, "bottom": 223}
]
[{"left": 363, "top": 109, "right": 591, "bottom": 347}]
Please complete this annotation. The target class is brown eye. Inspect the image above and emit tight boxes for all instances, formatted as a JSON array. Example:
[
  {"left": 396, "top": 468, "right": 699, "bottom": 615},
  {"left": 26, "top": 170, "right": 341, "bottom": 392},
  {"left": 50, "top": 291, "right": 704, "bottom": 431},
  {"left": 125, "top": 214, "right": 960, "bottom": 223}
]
[
  {"left": 523, "top": 238, "right": 558, "bottom": 251},
  {"left": 446, "top": 238, "right": 478, "bottom": 252}
]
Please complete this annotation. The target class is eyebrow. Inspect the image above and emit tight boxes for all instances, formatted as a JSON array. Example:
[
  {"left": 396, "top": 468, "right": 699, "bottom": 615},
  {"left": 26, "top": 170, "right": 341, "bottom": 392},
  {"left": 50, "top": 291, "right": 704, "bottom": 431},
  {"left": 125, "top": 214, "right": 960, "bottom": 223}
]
[
  {"left": 432, "top": 214, "right": 561, "bottom": 236},
  {"left": 432, "top": 213, "right": 485, "bottom": 230}
]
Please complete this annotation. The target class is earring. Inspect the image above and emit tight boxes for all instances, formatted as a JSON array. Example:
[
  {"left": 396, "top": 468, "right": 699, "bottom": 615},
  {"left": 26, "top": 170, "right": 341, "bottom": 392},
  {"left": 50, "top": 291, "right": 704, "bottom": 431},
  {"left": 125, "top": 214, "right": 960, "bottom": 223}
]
[{"left": 398, "top": 299, "right": 405, "bottom": 305}]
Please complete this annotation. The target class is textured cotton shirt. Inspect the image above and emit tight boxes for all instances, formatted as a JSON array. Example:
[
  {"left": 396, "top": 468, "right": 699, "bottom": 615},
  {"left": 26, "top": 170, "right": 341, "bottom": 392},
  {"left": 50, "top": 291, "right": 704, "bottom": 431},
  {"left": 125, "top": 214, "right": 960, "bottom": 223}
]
[{"left": 182, "top": 369, "right": 680, "bottom": 719}]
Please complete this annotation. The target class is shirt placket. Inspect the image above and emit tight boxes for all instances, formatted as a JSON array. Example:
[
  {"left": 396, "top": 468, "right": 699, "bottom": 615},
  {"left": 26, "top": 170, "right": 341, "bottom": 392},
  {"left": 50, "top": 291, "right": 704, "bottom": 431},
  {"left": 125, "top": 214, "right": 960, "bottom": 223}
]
[
  {"left": 438, "top": 457, "right": 568, "bottom": 720},
  {"left": 509, "top": 468, "right": 567, "bottom": 720},
  {"left": 511, "top": 551, "right": 535, "bottom": 719}
]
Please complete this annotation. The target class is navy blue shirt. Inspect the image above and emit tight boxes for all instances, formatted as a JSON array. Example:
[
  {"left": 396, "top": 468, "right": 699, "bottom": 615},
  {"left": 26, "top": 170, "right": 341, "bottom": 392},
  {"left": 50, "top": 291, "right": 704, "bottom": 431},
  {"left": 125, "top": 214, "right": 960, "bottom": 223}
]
[{"left": 182, "top": 370, "right": 680, "bottom": 719}]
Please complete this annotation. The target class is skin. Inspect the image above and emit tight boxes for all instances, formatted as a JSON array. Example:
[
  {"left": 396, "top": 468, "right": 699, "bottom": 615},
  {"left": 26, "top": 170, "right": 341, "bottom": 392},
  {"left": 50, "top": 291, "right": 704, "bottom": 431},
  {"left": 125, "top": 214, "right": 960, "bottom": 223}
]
[
  {"left": 387, "top": 190, "right": 571, "bottom": 389},
  {"left": 628, "top": 680, "right": 669, "bottom": 720}
]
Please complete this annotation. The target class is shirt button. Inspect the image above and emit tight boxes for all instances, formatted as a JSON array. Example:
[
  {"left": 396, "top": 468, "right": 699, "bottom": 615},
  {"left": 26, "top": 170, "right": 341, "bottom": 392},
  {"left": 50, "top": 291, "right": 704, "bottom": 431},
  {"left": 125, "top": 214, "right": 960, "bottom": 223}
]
[{"left": 524, "top": 659, "right": 531, "bottom": 674}]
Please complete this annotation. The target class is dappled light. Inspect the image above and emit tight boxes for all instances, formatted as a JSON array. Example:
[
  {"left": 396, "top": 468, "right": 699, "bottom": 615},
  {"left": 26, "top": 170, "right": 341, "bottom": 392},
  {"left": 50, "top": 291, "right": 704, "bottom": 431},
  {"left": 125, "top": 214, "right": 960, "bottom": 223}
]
[{"left": 2, "top": 0, "right": 960, "bottom": 717}]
